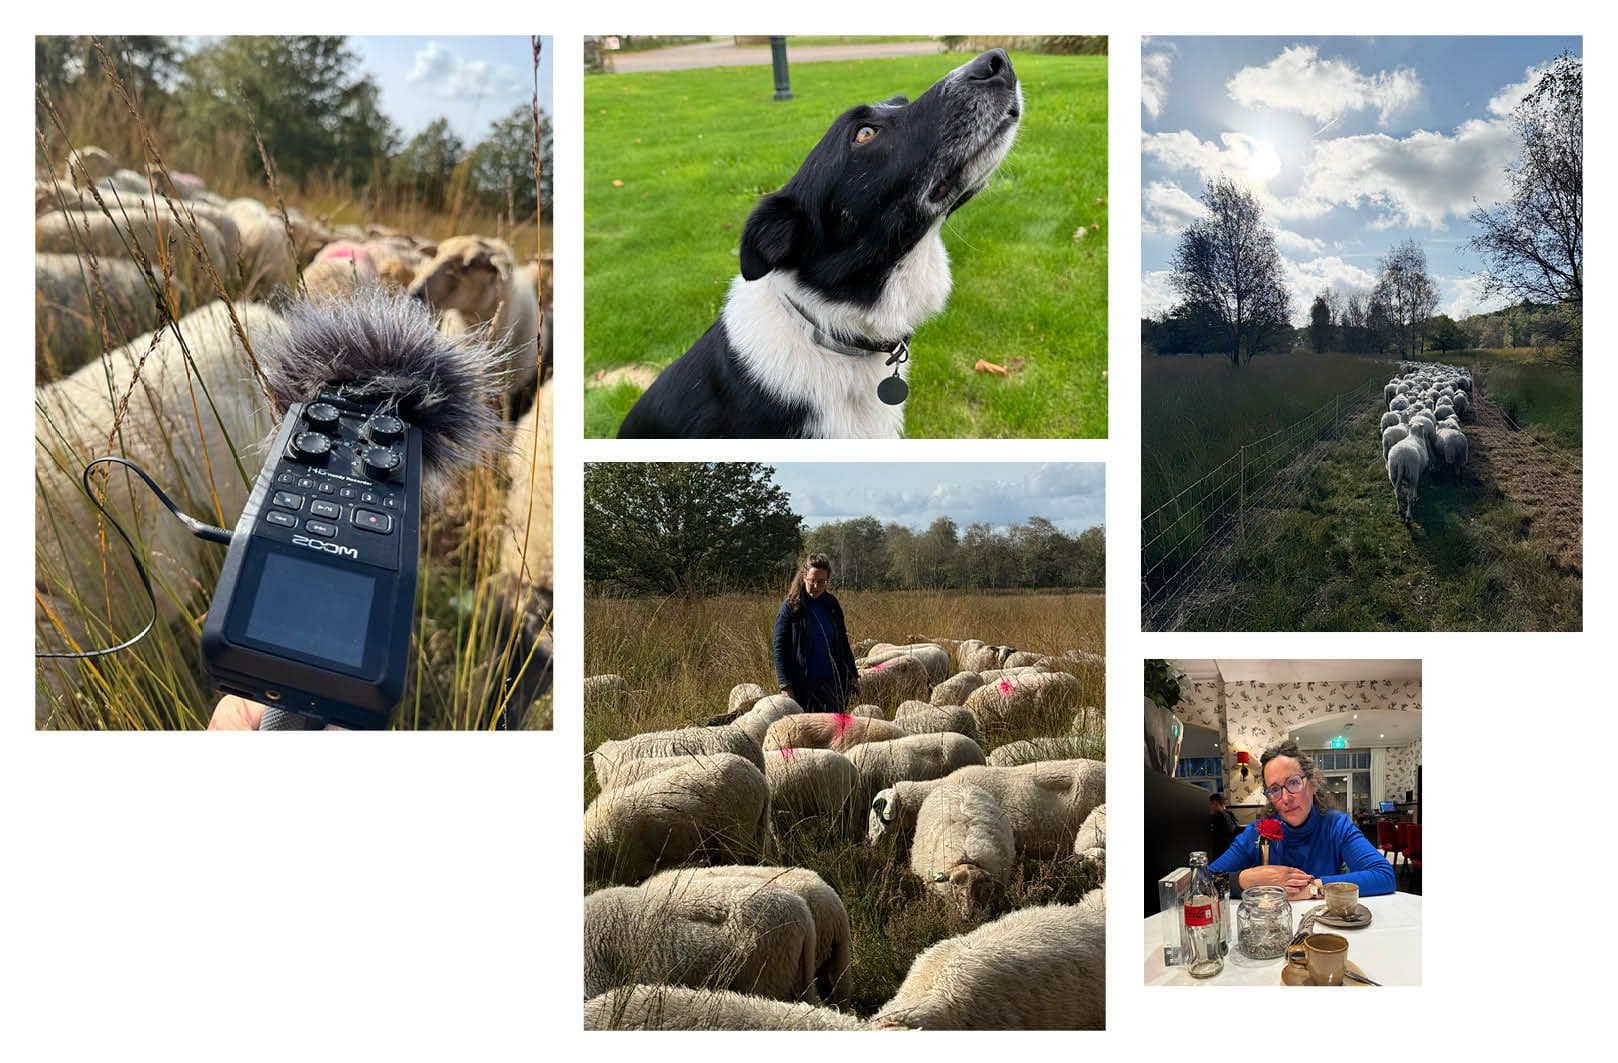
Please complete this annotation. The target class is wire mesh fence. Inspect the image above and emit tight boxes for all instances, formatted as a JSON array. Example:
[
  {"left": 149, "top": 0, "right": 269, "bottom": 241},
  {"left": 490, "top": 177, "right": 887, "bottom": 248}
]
[{"left": 1140, "top": 384, "right": 1373, "bottom": 631}]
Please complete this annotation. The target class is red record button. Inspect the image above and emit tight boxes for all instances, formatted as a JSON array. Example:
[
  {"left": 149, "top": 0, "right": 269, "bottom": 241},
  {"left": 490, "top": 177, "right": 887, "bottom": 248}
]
[{"left": 351, "top": 508, "right": 393, "bottom": 535}]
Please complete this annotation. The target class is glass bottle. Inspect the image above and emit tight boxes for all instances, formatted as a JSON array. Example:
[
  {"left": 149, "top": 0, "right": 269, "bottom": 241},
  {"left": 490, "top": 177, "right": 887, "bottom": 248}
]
[{"left": 1182, "top": 851, "right": 1224, "bottom": 978}]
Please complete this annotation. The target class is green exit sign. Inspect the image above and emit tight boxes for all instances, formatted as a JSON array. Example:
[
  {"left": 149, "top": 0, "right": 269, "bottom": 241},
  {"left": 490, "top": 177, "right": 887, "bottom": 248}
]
[{"left": 1328, "top": 736, "right": 1349, "bottom": 749}]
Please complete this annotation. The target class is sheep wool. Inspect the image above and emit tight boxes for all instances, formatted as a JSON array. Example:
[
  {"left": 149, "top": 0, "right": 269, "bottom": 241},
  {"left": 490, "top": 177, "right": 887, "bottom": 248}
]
[
  {"left": 583, "top": 752, "right": 770, "bottom": 885},
  {"left": 845, "top": 732, "right": 987, "bottom": 806},
  {"left": 860, "top": 643, "right": 950, "bottom": 684},
  {"left": 867, "top": 759, "right": 1106, "bottom": 859},
  {"left": 855, "top": 654, "right": 932, "bottom": 708},
  {"left": 872, "top": 897, "right": 1106, "bottom": 1030},
  {"left": 584, "top": 986, "right": 864, "bottom": 1031},
  {"left": 583, "top": 674, "right": 630, "bottom": 711},
  {"left": 894, "top": 703, "right": 983, "bottom": 745},
  {"left": 728, "top": 682, "right": 768, "bottom": 714},
  {"left": 964, "top": 671, "right": 1083, "bottom": 733},
  {"left": 909, "top": 781, "right": 1017, "bottom": 912},
  {"left": 986, "top": 735, "right": 1095, "bottom": 767},
  {"left": 764, "top": 747, "right": 861, "bottom": 827},
  {"left": 592, "top": 724, "right": 765, "bottom": 790},
  {"left": 763, "top": 712, "right": 907, "bottom": 754},
  {"left": 929, "top": 670, "right": 985, "bottom": 708}
]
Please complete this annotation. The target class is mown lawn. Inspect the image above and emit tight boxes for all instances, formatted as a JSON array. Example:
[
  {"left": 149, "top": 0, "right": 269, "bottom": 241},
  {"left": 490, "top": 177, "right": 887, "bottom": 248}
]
[{"left": 584, "top": 53, "right": 1108, "bottom": 438}]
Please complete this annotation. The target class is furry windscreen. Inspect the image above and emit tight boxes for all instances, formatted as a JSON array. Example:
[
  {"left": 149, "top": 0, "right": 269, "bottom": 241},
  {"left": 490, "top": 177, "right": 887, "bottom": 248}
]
[{"left": 260, "top": 286, "right": 507, "bottom": 499}]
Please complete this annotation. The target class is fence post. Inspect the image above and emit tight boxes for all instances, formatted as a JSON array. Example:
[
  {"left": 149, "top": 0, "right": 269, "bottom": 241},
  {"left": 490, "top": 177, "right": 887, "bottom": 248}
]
[{"left": 1238, "top": 443, "right": 1246, "bottom": 540}]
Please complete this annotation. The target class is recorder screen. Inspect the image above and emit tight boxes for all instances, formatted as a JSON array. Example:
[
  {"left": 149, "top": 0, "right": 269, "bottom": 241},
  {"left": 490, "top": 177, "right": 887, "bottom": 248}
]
[{"left": 241, "top": 552, "right": 378, "bottom": 669}]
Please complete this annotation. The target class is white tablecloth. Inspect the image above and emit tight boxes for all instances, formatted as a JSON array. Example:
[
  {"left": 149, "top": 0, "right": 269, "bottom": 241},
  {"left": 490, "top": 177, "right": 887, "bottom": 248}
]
[{"left": 1143, "top": 891, "right": 1422, "bottom": 986}]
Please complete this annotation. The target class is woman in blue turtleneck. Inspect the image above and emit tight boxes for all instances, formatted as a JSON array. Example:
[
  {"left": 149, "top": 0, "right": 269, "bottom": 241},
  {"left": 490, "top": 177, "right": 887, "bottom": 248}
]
[
  {"left": 772, "top": 553, "right": 858, "bottom": 714},
  {"left": 1210, "top": 741, "right": 1396, "bottom": 899}
]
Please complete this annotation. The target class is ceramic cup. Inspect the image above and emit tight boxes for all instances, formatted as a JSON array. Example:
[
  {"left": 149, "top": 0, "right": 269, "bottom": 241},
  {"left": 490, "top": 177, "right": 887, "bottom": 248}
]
[
  {"left": 1324, "top": 881, "right": 1359, "bottom": 916},
  {"left": 1286, "top": 932, "right": 1349, "bottom": 986}
]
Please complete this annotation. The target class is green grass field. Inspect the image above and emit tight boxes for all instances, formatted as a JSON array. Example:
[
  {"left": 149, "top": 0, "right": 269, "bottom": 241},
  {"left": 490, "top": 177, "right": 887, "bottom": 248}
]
[
  {"left": 584, "top": 588, "right": 1105, "bottom": 1015},
  {"left": 584, "top": 53, "right": 1108, "bottom": 438}
]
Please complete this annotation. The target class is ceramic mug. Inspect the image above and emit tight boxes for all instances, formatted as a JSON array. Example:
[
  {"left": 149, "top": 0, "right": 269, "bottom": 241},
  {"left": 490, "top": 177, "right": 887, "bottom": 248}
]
[
  {"left": 1286, "top": 932, "right": 1348, "bottom": 986},
  {"left": 1323, "top": 881, "right": 1359, "bottom": 916}
]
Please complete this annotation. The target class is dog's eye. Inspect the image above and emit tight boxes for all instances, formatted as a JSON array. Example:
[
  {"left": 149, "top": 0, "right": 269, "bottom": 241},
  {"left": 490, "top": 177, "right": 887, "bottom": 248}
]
[{"left": 854, "top": 125, "right": 877, "bottom": 144}]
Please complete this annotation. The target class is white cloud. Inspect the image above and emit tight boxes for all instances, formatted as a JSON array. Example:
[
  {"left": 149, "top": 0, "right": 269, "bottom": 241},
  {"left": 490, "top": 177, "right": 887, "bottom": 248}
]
[
  {"left": 1227, "top": 45, "right": 1422, "bottom": 126},
  {"left": 1143, "top": 44, "right": 1176, "bottom": 119},
  {"left": 1141, "top": 130, "right": 1284, "bottom": 199},
  {"left": 408, "top": 41, "right": 524, "bottom": 102},
  {"left": 1438, "top": 273, "right": 1511, "bottom": 319},
  {"left": 798, "top": 468, "right": 1104, "bottom": 534},
  {"left": 1141, "top": 179, "right": 1208, "bottom": 234},
  {"left": 1275, "top": 228, "right": 1325, "bottom": 256},
  {"left": 1296, "top": 118, "right": 1517, "bottom": 228},
  {"left": 1487, "top": 62, "right": 1550, "bottom": 117},
  {"left": 1141, "top": 270, "right": 1179, "bottom": 320},
  {"left": 1280, "top": 255, "right": 1380, "bottom": 325}
]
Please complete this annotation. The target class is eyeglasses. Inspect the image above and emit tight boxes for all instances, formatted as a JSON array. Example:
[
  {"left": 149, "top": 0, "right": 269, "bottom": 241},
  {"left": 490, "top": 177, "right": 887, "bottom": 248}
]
[{"left": 1263, "top": 775, "right": 1307, "bottom": 801}]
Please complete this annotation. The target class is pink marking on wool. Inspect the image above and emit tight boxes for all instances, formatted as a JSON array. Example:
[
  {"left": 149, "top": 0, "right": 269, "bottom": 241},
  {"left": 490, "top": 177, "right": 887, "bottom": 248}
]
[
  {"left": 326, "top": 246, "right": 359, "bottom": 261},
  {"left": 870, "top": 659, "right": 891, "bottom": 672},
  {"left": 998, "top": 678, "right": 1014, "bottom": 695},
  {"left": 833, "top": 713, "right": 854, "bottom": 736},
  {"left": 777, "top": 747, "right": 797, "bottom": 760}
]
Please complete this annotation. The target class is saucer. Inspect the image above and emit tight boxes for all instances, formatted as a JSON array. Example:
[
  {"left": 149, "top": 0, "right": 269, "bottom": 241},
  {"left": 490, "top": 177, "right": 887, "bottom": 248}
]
[
  {"left": 1280, "top": 960, "right": 1372, "bottom": 987},
  {"left": 1314, "top": 904, "right": 1373, "bottom": 929}
]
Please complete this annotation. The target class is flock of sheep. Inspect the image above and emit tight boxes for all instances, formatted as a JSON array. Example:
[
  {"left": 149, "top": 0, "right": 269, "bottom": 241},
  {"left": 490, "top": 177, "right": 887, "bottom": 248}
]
[
  {"left": 1381, "top": 361, "right": 1474, "bottom": 520},
  {"left": 582, "top": 638, "right": 1107, "bottom": 1030},
  {"left": 34, "top": 146, "right": 554, "bottom": 722}
]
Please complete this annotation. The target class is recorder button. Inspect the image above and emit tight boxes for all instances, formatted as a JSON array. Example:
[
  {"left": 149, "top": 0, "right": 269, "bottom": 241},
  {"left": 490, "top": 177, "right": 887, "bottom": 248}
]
[
  {"left": 264, "top": 511, "right": 297, "bottom": 528},
  {"left": 309, "top": 499, "right": 342, "bottom": 519},
  {"left": 317, "top": 482, "right": 336, "bottom": 494},
  {"left": 271, "top": 491, "right": 305, "bottom": 511},
  {"left": 339, "top": 487, "right": 357, "bottom": 500},
  {"left": 351, "top": 508, "right": 393, "bottom": 535},
  {"left": 363, "top": 415, "right": 404, "bottom": 445},
  {"left": 291, "top": 431, "right": 333, "bottom": 463},
  {"left": 277, "top": 472, "right": 296, "bottom": 485},
  {"left": 305, "top": 402, "right": 341, "bottom": 432},
  {"left": 305, "top": 520, "right": 339, "bottom": 538},
  {"left": 362, "top": 448, "right": 400, "bottom": 481},
  {"left": 382, "top": 496, "right": 398, "bottom": 509}
]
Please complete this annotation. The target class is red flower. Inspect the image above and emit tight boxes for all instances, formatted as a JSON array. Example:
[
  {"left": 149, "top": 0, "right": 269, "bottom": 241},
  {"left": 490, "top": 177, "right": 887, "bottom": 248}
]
[{"left": 1258, "top": 818, "right": 1284, "bottom": 842}]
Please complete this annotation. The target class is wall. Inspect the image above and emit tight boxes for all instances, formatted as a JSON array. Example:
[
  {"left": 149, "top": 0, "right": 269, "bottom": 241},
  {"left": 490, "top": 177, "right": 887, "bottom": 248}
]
[{"left": 1384, "top": 738, "right": 1422, "bottom": 802}]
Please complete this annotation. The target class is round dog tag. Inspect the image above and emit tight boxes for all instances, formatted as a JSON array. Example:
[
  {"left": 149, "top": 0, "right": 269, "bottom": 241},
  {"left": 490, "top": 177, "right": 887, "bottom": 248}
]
[{"left": 877, "top": 375, "right": 909, "bottom": 405}]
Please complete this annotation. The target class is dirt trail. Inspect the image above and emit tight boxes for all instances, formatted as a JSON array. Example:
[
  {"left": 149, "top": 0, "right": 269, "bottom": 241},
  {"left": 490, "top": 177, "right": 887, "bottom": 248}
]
[{"left": 1468, "top": 388, "right": 1583, "bottom": 573}]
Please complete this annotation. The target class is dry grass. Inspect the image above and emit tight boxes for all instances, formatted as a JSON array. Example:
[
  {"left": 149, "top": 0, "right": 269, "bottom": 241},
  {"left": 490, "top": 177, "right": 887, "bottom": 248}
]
[{"left": 583, "top": 588, "right": 1106, "bottom": 1016}]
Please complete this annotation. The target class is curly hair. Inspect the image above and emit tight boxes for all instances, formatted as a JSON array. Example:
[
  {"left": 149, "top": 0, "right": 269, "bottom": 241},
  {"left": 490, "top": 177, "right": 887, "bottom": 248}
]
[{"left": 1259, "top": 740, "right": 1334, "bottom": 815}]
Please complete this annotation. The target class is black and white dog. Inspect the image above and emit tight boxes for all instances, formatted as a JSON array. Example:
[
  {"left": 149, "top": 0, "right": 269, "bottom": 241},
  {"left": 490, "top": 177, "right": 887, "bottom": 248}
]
[{"left": 618, "top": 49, "right": 1022, "bottom": 438}]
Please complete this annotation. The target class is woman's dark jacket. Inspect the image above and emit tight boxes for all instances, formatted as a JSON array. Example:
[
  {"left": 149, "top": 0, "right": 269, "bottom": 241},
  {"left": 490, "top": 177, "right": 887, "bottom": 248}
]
[{"left": 773, "top": 592, "right": 858, "bottom": 697}]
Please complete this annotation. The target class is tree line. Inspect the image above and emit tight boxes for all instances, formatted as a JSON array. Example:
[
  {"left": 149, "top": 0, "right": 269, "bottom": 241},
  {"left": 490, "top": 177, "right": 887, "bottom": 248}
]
[
  {"left": 1145, "top": 52, "right": 1581, "bottom": 367},
  {"left": 584, "top": 463, "right": 1104, "bottom": 596},
  {"left": 36, "top": 36, "right": 552, "bottom": 218}
]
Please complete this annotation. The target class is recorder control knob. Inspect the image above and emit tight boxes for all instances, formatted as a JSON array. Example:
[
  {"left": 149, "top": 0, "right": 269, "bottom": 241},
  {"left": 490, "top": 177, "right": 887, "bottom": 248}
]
[
  {"left": 362, "top": 447, "right": 401, "bottom": 481},
  {"left": 305, "top": 402, "right": 341, "bottom": 433},
  {"left": 363, "top": 415, "right": 405, "bottom": 446},
  {"left": 290, "top": 431, "right": 333, "bottom": 464}
]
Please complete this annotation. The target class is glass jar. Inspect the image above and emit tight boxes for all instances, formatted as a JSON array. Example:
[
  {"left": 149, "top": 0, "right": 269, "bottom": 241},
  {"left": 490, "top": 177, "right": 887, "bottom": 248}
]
[{"left": 1237, "top": 886, "right": 1293, "bottom": 959}]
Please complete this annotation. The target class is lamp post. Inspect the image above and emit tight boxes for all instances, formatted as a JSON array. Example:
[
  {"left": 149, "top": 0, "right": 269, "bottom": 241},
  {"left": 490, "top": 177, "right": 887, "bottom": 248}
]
[{"left": 770, "top": 36, "right": 793, "bottom": 100}]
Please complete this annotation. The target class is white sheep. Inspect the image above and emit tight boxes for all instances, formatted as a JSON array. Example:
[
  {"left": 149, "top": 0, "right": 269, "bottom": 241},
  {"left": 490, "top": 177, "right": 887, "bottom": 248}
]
[
  {"left": 645, "top": 865, "right": 854, "bottom": 1006},
  {"left": 985, "top": 735, "right": 1095, "bottom": 767},
  {"left": 1003, "top": 650, "right": 1047, "bottom": 669},
  {"left": 1380, "top": 411, "right": 1401, "bottom": 432},
  {"left": 1381, "top": 423, "right": 1409, "bottom": 460},
  {"left": 844, "top": 731, "right": 987, "bottom": 804},
  {"left": 868, "top": 759, "right": 1106, "bottom": 857},
  {"left": 763, "top": 712, "right": 907, "bottom": 754},
  {"left": 499, "top": 381, "right": 553, "bottom": 592},
  {"left": 224, "top": 197, "right": 296, "bottom": 298},
  {"left": 408, "top": 236, "right": 540, "bottom": 415},
  {"left": 855, "top": 654, "right": 932, "bottom": 707},
  {"left": 894, "top": 701, "right": 982, "bottom": 744},
  {"left": 1387, "top": 420, "right": 1433, "bottom": 520},
  {"left": 1072, "top": 802, "right": 1106, "bottom": 876},
  {"left": 591, "top": 724, "right": 764, "bottom": 790},
  {"left": 909, "top": 781, "right": 1017, "bottom": 912},
  {"left": 976, "top": 664, "right": 1049, "bottom": 684},
  {"left": 930, "top": 669, "right": 984, "bottom": 707},
  {"left": 1434, "top": 426, "right": 1468, "bottom": 481},
  {"left": 35, "top": 253, "right": 161, "bottom": 375},
  {"left": 583, "top": 752, "right": 771, "bottom": 884},
  {"left": 871, "top": 895, "right": 1106, "bottom": 1029},
  {"left": 763, "top": 747, "right": 861, "bottom": 828},
  {"left": 730, "top": 693, "right": 804, "bottom": 745},
  {"left": 584, "top": 985, "right": 864, "bottom": 1030},
  {"left": 850, "top": 704, "right": 887, "bottom": 719},
  {"left": 36, "top": 207, "right": 230, "bottom": 291},
  {"left": 954, "top": 638, "right": 986, "bottom": 670},
  {"left": 584, "top": 871, "right": 818, "bottom": 1002},
  {"left": 582, "top": 674, "right": 629, "bottom": 710},
  {"left": 861, "top": 642, "right": 951, "bottom": 684},
  {"left": 963, "top": 671, "right": 1083, "bottom": 733},
  {"left": 728, "top": 682, "right": 767, "bottom": 714},
  {"left": 961, "top": 643, "right": 1016, "bottom": 672}
]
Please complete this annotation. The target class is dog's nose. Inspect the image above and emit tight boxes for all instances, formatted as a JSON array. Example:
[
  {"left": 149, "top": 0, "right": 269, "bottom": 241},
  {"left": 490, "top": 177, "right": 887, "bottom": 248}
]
[{"left": 963, "top": 49, "right": 1015, "bottom": 87}]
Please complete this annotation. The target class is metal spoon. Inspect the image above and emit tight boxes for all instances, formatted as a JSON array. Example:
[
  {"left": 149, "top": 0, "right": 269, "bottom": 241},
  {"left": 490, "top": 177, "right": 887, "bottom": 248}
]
[{"left": 1344, "top": 969, "right": 1382, "bottom": 986}]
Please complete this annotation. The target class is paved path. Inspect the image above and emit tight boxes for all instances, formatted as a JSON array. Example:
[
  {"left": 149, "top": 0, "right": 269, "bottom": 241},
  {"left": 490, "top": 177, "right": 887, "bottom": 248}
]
[{"left": 608, "top": 39, "right": 944, "bottom": 73}]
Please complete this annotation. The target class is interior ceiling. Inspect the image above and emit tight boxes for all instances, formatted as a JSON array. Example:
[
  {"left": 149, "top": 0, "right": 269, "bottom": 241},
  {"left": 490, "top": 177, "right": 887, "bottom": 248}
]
[
  {"left": 1173, "top": 659, "right": 1422, "bottom": 685},
  {"left": 1289, "top": 709, "right": 1422, "bottom": 749}
]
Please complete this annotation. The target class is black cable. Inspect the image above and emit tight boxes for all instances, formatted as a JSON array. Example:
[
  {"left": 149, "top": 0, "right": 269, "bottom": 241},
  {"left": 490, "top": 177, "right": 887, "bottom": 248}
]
[{"left": 36, "top": 457, "right": 233, "bottom": 659}]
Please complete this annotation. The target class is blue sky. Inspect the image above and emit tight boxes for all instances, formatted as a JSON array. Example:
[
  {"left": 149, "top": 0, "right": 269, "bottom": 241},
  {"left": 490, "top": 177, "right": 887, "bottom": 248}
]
[
  {"left": 347, "top": 37, "right": 553, "bottom": 145},
  {"left": 1141, "top": 36, "right": 1580, "bottom": 324},
  {"left": 770, "top": 464, "right": 1105, "bottom": 535}
]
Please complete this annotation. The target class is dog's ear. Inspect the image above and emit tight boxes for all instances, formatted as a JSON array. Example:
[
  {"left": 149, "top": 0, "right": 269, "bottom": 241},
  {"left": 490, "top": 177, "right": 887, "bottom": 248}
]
[{"left": 739, "top": 192, "right": 802, "bottom": 281}]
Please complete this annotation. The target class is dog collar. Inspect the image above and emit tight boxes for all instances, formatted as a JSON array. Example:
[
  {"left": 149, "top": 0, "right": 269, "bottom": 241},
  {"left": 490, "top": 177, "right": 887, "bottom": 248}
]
[{"left": 779, "top": 294, "right": 912, "bottom": 405}]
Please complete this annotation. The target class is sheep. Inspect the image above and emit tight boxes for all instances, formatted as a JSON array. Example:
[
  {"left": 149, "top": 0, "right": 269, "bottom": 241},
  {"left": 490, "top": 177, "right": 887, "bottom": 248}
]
[
  {"left": 1003, "top": 650, "right": 1047, "bottom": 669},
  {"left": 986, "top": 735, "right": 1095, "bottom": 767},
  {"left": 1060, "top": 648, "right": 1106, "bottom": 669},
  {"left": 1434, "top": 426, "right": 1468, "bottom": 482},
  {"left": 301, "top": 242, "right": 380, "bottom": 299},
  {"left": 728, "top": 683, "right": 767, "bottom": 714},
  {"left": 499, "top": 381, "right": 553, "bottom": 591},
  {"left": 646, "top": 865, "right": 854, "bottom": 1006},
  {"left": 861, "top": 642, "right": 950, "bottom": 684},
  {"left": 408, "top": 236, "right": 540, "bottom": 415},
  {"left": 63, "top": 145, "right": 120, "bottom": 188},
  {"left": 855, "top": 654, "right": 932, "bottom": 708},
  {"left": 850, "top": 704, "right": 886, "bottom": 719},
  {"left": 763, "top": 712, "right": 906, "bottom": 754},
  {"left": 853, "top": 637, "right": 881, "bottom": 656},
  {"left": 1072, "top": 802, "right": 1106, "bottom": 878},
  {"left": 584, "top": 871, "right": 817, "bottom": 1002},
  {"left": 870, "top": 896, "right": 1106, "bottom": 1030},
  {"left": 591, "top": 724, "right": 765, "bottom": 790},
  {"left": 1451, "top": 391, "right": 1470, "bottom": 419},
  {"left": 963, "top": 671, "right": 1083, "bottom": 734},
  {"left": 961, "top": 643, "right": 1016, "bottom": 672},
  {"left": 977, "top": 664, "right": 1049, "bottom": 685},
  {"left": 1389, "top": 395, "right": 1409, "bottom": 413},
  {"left": 224, "top": 197, "right": 296, "bottom": 298},
  {"left": 930, "top": 669, "right": 984, "bottom": 707},
  {"left": 730, "top": 693, "right": 804, "bottom": 746},
  {"left": 909, "top": 782, "right": 1016, "bottom": 913},
  {"left": 583, "top": 753, "right": 771, "bottom": 885},
  {"left": 584, "top": 985, "right": 864, "bottom": 1030},
  {"left": 764, "top": 747, "right": 861, "bottom": 828},
  {"left": 1434, "top": 403, "right": 1454, "bottom": 423},
  {"left": 844, "top": 731, "right": 987, "bottom": 805},
  {"left": 1380, "top": 411, "right": 1401, "bottom": 432},
  {"left": 36, "top": 207, "right": 230, "bottom": 290},
  {"left": 34, "top": 301, "right": 286, "bottom": 680},
  {"left": 583, "top": 674, "right": 629, "bottom": 711},
  {"left": 1387, "top": 422, "right": 1433, "bottom": 520},
  {"left": 867, "top": 759, "right": 1106, "bottom": 859},
  {"left": 894, "top": 703, "right": 983, "bottom": 745},
  {"left": 954, "top": 638, "right": 986, "bottom": 670},
  {"left": 35, "top": 253, "right": 161, "bottom": 377},
  {"left": 1381, "top": 423, "right": 1409, "bottom": 460}
]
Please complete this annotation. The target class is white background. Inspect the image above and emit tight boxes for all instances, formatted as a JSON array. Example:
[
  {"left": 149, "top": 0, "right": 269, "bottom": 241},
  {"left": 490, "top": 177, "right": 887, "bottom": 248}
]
[{"left": 5, "top": 4, "right": 1608, "bottom": 1058}]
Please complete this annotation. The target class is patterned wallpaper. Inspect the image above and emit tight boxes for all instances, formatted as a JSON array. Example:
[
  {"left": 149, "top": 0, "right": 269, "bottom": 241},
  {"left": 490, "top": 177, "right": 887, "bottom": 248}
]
[
  {"left": 1385, "top": 739, "right": 1422, "bottom": 801},
  {"left": 1176, "top": 681, "right": 1222, "bottom": 731}
]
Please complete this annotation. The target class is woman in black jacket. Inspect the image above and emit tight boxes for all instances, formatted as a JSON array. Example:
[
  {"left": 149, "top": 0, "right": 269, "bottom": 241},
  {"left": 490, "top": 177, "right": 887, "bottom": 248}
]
[{"left": 772, "top": 553, "right": 858, "bottom": 712}]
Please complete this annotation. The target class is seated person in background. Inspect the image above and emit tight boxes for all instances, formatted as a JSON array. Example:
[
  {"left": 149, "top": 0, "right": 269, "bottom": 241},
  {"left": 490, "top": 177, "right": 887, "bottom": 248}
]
[
  {"left": 1211, "top": 741, "right": 1395, "bottom": 900},
  {"left": 1208, "top": 792, "right": 1239, "bottom": 860}
]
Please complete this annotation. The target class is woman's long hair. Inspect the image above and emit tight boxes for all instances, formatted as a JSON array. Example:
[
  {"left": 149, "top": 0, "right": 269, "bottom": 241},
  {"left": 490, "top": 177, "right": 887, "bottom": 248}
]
[
  {"left": 1259, "top": 740, "right": 1335, "bottom": 816},
  {"left": 784, "top": 553, "right": 833, "bottom": 615}
]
